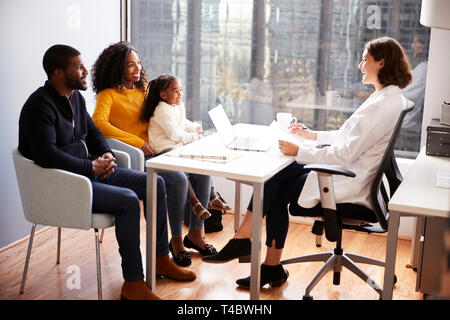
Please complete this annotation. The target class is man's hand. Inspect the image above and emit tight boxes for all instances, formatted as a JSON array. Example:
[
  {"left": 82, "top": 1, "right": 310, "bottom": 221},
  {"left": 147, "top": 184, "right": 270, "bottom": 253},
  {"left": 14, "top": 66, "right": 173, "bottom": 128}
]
[
  {"left": 278, "top": 140, "right": 299, "bottom": 156},
  {"left": 141, "top": 142, "right": 155, "bottom": 156},
  {"left": 92, "top": 152, "right": 117, "bottom": 179}
]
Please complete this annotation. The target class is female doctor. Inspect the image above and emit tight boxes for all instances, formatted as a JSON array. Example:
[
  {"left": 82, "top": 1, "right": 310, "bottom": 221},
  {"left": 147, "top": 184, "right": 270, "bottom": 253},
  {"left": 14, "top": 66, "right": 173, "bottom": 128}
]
[{"left": 202, "top": 37, "right": 412, "bottom": 288}]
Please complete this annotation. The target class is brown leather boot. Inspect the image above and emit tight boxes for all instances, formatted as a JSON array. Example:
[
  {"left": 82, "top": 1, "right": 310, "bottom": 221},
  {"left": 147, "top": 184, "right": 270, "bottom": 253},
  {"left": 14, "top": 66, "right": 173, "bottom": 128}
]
[
  {"left": 156, "top": 254, "right": 197, "bottom": 282},
  {"left": 120, "top": 280, "right": 161, "bottom": 300}
]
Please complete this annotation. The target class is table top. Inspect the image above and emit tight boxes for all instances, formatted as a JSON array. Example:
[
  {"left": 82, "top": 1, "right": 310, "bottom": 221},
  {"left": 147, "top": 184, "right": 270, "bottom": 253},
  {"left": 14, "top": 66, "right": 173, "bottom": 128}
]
[
  {"left": 146, "top": 123, "right": 295, "bottom": 184},
  {"left": 389, "top": 148, "right": 450, "bottom": 218}
]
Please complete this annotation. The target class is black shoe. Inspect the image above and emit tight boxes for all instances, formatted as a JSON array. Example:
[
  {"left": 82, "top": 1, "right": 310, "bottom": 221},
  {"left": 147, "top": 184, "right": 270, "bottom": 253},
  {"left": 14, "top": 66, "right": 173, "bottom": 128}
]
[
  {"left": 202, "top": 238, "right": 251, "bottom": 263},
  {"left": 236, "top": 264, "right": 289, "bottom": 288},
  {"left": 183, "top": 236, "right": 217, "bottom": 256},
  {"left": 169, "top": 241, "right": 191, "bottom": 267}
]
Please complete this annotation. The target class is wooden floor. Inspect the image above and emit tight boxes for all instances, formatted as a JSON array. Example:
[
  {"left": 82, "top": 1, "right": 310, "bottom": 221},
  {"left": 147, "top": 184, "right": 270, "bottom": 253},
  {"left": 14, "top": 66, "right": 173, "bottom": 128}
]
[{"left": 0, "top": 212, "right": 421, "bottom": 300}]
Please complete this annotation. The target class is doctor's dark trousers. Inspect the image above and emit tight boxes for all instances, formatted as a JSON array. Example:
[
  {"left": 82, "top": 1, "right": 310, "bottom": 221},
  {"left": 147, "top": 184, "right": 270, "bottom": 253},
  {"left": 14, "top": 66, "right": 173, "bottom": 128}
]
[{"left": 247, "top": 161, "right": 314, "bottom": 249}]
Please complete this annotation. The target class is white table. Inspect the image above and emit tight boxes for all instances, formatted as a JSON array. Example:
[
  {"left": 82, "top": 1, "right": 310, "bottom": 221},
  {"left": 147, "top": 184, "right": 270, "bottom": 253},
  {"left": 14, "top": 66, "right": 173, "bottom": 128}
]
[
  {"left": 145, "top": 123, "right": 295, "bottom": 300},
  {"left": 383, "top": 148, "right": 450, "bottom": 299}
]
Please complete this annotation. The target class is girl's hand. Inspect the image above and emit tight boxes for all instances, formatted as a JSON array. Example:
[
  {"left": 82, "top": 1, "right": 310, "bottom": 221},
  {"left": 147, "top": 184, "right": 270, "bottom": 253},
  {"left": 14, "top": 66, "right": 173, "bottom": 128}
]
[
  {"left": 141, "top": 142, "right": 155, "bottom": 156},
  {"left": 195, "top": 123, "right": 203, "bottom": 138},
  {"left": 278, "top": 140, "right": 299, "bottom": 156},
  {"left": 289, "top": 123, "right": 317, "bottom": 140}
]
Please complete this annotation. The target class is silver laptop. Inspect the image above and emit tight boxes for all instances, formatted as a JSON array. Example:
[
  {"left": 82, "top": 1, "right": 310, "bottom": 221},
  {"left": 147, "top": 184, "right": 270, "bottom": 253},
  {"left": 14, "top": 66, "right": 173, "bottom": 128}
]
[{"left": 208, "top": 104, "right": 272, "bottom": 152}]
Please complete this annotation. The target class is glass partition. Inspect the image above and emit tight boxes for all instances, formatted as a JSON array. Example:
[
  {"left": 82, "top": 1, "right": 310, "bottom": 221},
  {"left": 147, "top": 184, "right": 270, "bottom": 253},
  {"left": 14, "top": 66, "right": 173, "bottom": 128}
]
[{"left": 131, "top": 0, "right": 429, "bottom": 158}]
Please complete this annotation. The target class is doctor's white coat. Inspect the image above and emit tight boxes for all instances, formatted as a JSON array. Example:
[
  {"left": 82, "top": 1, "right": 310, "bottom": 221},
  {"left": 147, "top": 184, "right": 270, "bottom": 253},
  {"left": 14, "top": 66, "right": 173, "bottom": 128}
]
[{"left": 296, "top": 85, "right": 409, "bottom": 210}]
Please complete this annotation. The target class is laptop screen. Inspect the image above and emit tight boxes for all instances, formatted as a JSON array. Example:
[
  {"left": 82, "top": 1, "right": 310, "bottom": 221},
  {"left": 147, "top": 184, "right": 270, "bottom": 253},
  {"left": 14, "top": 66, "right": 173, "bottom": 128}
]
[{"left": 208, "top": 105, "right": 236, "bottom": 145}]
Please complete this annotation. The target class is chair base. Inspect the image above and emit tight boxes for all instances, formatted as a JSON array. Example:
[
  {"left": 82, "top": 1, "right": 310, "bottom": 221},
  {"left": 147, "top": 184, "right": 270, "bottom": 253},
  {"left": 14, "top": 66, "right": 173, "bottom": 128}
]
[
  {"left": 281, "top": 250, "right": 384, "bottom": 299},
  {"left": 20, "top": 225, "right": 104, "bottom": 300}
]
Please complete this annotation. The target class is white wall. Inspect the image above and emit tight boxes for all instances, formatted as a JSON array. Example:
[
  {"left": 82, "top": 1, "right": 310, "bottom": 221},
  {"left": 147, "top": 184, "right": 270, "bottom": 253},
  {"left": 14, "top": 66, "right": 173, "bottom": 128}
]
[
  {"left": 421, "top": 27, "right": 450, "bottom": 147},
  {"left": 0, "top": 0, "right": 121, "bottom": 248}
]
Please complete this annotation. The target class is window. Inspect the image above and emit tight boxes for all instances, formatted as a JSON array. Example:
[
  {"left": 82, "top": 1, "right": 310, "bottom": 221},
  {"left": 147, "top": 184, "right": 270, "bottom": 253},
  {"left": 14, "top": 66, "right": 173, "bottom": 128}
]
[{"left": 131, "top": 0, "right": 429, "bottom": 158}]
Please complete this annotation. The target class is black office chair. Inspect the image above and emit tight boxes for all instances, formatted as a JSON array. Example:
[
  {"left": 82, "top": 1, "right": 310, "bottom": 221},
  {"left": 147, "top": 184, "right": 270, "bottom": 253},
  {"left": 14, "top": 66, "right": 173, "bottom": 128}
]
[{"left": 282, "top": 101, "right": 414, "bottom": 300}]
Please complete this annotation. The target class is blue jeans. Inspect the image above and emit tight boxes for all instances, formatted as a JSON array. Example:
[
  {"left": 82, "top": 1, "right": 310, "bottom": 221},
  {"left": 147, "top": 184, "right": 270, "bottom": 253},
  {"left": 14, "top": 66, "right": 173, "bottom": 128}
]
[
  {"left": 91, "top": 167, "right": 169, "bottom": 281},
  {"left": 145, "top": 155, "right": 211, "bottom": 236}
]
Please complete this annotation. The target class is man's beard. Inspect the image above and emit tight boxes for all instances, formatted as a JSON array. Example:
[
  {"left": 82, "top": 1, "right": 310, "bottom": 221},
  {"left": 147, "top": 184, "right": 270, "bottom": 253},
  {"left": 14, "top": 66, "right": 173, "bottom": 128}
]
[{"left": 65, "top": 76, "right": 87, "bottom": 91}]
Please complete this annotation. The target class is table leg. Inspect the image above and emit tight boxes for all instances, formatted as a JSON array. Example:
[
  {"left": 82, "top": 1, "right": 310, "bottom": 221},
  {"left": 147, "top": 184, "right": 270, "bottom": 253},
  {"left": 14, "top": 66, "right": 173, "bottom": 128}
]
[
  {"left": 407, "top": 217, "right": 418, "bottom": 268},
  {"left": 234, "top": 182, "right": 241, "bottom": 232},
  {"left": 382, "top": 211, "right": 400, "bottom": 300},
  {"left": 146, "top": 168, "right": 157, "bottom": 292},
  {"left": 250, "top": 182, "right": 263, "bottom": 300}
]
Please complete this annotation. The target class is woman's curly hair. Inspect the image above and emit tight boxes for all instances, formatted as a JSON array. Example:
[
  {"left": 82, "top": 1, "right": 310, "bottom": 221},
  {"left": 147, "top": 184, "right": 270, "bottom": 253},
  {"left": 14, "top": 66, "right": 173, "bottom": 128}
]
[
  {"left": 91, "top": 41, "right": 148, "bottom": 94},
  {"left": 364, "top": 37, "right": 412, "bottom": 89}
]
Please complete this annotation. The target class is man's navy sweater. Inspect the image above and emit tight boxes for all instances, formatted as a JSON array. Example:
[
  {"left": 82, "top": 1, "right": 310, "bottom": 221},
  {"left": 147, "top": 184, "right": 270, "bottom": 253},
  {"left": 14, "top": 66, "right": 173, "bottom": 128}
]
[{"left": 19, "top": 81, "right": 112, "bottom": 179}]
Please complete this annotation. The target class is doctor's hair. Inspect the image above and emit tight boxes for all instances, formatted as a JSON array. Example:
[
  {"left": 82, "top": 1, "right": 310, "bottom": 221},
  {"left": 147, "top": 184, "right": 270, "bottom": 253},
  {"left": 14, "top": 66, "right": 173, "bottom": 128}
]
[
  {"left": 364, "top": 37, "right": 412, "bottom": 89},
  {"left": 43, "top": 44, "right": 81, "bottom": 79},
  {"left": 141, "top": 74, "right": 178, "bottom": 122},
  {"left": 91, "top": 41, "right": 148, "bottom": 94}
]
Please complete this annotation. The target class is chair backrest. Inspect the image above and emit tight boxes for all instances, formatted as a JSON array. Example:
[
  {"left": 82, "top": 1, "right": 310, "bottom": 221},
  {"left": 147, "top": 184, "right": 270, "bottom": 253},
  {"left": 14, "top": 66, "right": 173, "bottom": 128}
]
[
  {"left": 370, "top": 99, "right": 415, "bottom": 230},
  {"left": 12, "top": 148, "right": 93, "bottom": 230}
]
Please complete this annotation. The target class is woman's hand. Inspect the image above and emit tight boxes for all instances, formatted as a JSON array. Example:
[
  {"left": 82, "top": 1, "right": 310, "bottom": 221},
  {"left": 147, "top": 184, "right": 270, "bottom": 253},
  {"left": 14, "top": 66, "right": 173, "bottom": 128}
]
[
  {"left": 279, "top": 140, "right": 299, "bottom": 156},
  {"left": 141, "top": 142, "right": 155, "bottom": 156},
  {"left": 289, "top": 123, "right": 317, "bottom": 140}
]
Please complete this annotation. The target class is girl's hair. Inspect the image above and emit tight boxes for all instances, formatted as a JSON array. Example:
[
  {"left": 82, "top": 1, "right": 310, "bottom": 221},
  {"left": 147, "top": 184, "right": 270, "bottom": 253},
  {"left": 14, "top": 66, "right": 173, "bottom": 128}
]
[
  {"left": 91, "top": 41, "right": 148, "bottom": 94},
  {"left": 364, "top": 37, "right": 412, "bottom": 89},
  {"left": 141, "top": 74, "right": 177, "bottom": 121}
]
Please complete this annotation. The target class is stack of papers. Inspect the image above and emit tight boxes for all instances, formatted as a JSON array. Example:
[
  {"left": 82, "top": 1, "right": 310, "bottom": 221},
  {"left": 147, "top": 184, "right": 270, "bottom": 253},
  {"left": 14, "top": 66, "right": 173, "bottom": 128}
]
[
  {"left": 179, "top": 146, "right": 230, "bottom": 160},
  {"left": 165, "top": 145, "right": 240, "bottom": 163}
]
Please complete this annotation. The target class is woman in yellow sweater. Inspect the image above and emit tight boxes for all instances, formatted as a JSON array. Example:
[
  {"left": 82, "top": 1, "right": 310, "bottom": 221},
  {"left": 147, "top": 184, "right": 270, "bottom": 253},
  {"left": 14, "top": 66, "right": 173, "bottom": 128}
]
[{"left": 91, "top": 41, "right": 217, "bottom": 267}]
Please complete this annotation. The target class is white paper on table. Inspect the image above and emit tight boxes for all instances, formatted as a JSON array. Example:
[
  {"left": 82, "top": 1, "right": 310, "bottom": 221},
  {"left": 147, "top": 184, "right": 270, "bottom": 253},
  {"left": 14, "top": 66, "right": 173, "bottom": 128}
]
[
  {"left": 436, "top": 171, "right": 450, "bottom": 189},
  {"left": 268, "top": 120, "right": 316, "bottom": 148}
]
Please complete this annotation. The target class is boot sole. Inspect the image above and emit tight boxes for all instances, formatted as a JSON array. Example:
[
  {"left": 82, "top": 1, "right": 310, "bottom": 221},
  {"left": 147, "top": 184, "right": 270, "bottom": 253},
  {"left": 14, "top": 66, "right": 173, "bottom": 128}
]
[
  {"left": 156, "top": 274, "right": 196, "bottom": 282},
  {"left": 202, "top": 254, "right": 251, "bottom": 264}
]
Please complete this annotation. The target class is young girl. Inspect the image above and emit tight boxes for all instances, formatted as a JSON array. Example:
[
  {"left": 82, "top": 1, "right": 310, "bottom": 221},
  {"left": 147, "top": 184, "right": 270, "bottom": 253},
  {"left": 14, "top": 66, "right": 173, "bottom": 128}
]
[{"left": 142, "top": 74, "right": 230, "bottom": 220}]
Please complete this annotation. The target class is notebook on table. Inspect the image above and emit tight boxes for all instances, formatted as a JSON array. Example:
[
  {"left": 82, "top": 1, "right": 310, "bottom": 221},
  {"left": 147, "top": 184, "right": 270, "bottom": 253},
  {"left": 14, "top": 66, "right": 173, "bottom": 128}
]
[{"left": 208, "top": 104, "right": 273, "bottom": 152}]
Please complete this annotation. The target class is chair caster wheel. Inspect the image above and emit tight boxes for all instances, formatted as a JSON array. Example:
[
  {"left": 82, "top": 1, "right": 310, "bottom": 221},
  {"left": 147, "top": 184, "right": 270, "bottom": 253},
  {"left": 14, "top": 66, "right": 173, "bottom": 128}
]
[
  {"left": 302, "top": 295, "right": 313, "bottom": 300},
  {"left": 394, "top": 275, "right": 397, "bottom": 284},
  {"left": 316, "top": 244, "right": 321, "bottom": 248}
]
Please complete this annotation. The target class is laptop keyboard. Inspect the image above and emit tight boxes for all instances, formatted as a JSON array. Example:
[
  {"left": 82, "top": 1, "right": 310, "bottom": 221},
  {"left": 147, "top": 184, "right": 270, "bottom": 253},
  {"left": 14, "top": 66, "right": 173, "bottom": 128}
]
[{"left": 228, "top": 136, "right": 259, "bottom": 149}]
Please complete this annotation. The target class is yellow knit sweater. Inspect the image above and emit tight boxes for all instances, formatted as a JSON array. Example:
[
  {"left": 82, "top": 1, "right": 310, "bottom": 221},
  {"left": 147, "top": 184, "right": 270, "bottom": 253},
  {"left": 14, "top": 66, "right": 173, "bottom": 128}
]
[{"left": 92, "top": 87, "right": 148, "bottom": 149}]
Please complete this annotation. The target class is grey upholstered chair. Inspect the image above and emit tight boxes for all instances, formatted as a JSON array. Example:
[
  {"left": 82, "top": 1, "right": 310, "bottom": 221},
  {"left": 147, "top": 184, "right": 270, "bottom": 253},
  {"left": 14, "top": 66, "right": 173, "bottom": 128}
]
[
  {"left": 283, "top": 101, "right": 414, "bottom": 300},
  {"left": 12, "top": 148, "right": 130, "bottom": 300}
]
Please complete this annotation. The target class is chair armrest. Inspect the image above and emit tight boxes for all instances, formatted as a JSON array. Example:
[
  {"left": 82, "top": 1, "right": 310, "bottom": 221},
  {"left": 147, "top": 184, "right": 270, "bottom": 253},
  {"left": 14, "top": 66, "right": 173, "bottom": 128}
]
[
  {"left": 304, "top": 164, "right": 355, "bottom": 242},
  {"left": 107, "top": 138, "right": 144, "bottom": 172},
  {"left": 112, "top": 149, "right": 131, "bottom": 169},
  {"left": 304, "top": 164, "right": 355, "bottom": 177}
]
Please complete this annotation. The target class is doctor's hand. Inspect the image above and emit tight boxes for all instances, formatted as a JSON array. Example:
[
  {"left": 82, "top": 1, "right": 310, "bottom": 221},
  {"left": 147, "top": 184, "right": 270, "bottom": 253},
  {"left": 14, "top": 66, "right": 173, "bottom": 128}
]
[
  {"left": 289, "top": 123, "right": 317, "bottom": 141},
  {"left": 279, "top": 140, "right": 299, "bottom": 156}
]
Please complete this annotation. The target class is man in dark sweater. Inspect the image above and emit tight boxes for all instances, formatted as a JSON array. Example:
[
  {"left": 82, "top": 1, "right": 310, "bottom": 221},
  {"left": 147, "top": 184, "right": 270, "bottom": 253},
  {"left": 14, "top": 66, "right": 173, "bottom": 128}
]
[{"left": 18, "top": 44, "right": 195, "bottom": 300}]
